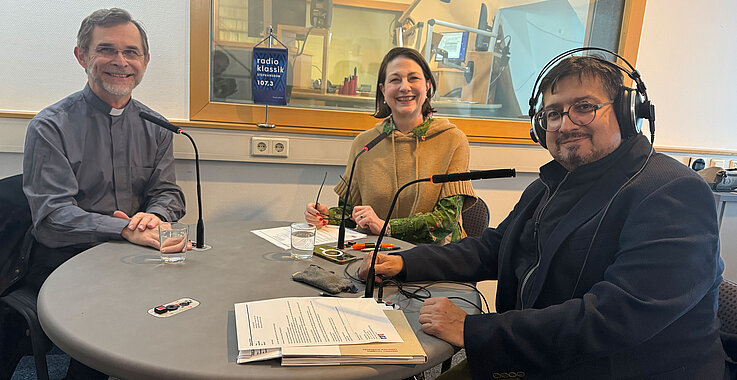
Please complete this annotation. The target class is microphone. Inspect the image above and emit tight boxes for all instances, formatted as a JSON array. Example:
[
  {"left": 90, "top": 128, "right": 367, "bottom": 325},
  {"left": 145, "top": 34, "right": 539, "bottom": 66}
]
[
  {"left": 140, "top": 112, "right": 181, "bottom": 134},
  {"left": 431, "top": 169, "right": 516, "bottom": 183},
  {"left": 337, "top": 131, "right": 389, "bottom": 249},
  {"left": 364, "top": 168, "right": 516, "bottom": 299},
  {"left": 139, "top": 112, "right": 207, "bottom": 249},
  {"left": 363, "top": 130, "right": 389, "bottom": 152}
]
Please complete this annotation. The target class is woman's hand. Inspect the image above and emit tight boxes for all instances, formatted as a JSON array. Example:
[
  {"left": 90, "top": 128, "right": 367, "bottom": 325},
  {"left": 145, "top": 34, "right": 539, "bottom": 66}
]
[
  {"left": 352, "top": 205, "right": 385, "bottom": 235},
  {"left": 305, "top": 203, "right": 329, "bottom": 228}
]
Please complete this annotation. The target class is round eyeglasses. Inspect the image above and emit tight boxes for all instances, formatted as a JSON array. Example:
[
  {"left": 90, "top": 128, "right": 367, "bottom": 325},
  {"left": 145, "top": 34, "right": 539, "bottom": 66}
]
[
  {"left": 535, "top": 101, "right": 614, "bottom": 132},
  {"left": 93, "top": 46, "right": 144, "bottom": 61}
]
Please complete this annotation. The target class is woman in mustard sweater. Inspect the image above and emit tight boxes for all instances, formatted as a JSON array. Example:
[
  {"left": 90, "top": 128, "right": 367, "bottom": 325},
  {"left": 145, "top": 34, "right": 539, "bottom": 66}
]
[{"left": 305, "top": 47, "right": 476, "bottom": 245}]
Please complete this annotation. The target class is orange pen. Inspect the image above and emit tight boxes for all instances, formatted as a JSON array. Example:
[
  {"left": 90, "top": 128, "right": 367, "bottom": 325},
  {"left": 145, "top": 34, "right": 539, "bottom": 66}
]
[{"left": 351, "top": 243, "right": 394, "bottom": 250}]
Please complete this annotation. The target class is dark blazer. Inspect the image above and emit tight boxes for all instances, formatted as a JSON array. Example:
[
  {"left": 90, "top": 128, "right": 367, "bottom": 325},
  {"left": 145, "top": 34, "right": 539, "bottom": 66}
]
[{"left": 401, "top": 136, "right": 725, "bottom": 379}]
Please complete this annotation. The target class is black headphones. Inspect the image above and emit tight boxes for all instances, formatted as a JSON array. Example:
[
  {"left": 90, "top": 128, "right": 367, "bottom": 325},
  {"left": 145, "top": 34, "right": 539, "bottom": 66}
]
[{"left": 528, "top": 47, "right": 655, "bottom": 149}]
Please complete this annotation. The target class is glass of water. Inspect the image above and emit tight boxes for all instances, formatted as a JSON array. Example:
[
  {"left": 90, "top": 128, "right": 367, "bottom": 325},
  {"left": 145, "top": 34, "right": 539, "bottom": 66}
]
[
  {"left": 290, "top": 222, "right": 316, "bottom": 260},
  {"left": 159, "top": 223, "right": 188, "bottom": 263}
]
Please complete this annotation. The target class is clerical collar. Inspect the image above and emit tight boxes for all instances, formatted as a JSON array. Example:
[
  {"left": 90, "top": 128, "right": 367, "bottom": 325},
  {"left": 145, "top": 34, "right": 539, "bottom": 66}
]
[{"left": 82, "top": 84, "right": 128, "bottom": 116}]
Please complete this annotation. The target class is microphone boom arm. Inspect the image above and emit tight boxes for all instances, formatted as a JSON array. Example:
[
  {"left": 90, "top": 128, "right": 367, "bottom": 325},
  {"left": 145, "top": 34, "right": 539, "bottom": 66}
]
[
  {"left": 139, "top": 112, "right": 206, "bottom": 249},
  {"left": 363, "top": 168, "right": 516, "bottom": 299},
  {"left": 181, "top": 131, "right": 204, "bottom": 249},
  {"left": 337, "top": 131, "right": 388, "bottom": 249},
  {"left": 337, "top": 148, "right": 367, "bottom": 249},
  {"left": 364, "top": 177, "right": 429, "bottom": 298}
]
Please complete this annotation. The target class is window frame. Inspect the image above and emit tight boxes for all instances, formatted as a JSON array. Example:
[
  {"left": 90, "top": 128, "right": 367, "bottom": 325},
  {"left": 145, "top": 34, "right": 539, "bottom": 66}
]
[{"left": 189, "top": 0, "right": 647, "bottom": 144}]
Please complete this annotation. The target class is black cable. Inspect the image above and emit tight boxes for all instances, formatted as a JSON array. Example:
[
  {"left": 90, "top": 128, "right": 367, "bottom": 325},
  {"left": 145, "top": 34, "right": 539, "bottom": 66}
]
[
  {"left": 344, "top": 257, "right": 363, "bottom": 283},
  {"left": 296, "top": 27, "right": 314, "bottom": 58},
  {"left": 342, "top": 259, "right": 492, "bottom": 313},
  {"left": 291, "top": 27, "right": 315, "bottom": 70},
  {"left": 382, "top": 278, "right": 488, "bottom": 314}
]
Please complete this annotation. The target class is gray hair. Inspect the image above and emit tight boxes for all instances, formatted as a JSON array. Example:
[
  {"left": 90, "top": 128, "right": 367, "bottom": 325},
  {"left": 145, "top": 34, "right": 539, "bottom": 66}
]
[{"left": 77, "top": 8, "right": 149, "bottom": 55}]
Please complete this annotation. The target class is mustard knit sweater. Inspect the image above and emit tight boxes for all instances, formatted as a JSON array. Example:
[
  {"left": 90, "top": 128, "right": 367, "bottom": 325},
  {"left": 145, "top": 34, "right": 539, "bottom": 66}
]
[{"left": 334, "top": 118, "right": 476, "bottom": 239}]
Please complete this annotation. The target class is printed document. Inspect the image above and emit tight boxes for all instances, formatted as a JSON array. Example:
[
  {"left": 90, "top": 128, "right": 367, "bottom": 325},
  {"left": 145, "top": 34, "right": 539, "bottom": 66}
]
[
  {"left": 235, "top": 297, "right": 401, "bottom": 363},
  {"left": 281, "top": 310, "right": 427, "bottom": 365},
  {"left": 251, "top": 225, "right": 366, "bottom": 250}
]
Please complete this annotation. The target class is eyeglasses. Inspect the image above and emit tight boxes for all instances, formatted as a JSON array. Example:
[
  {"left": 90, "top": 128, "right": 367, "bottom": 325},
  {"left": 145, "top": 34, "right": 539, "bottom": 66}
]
[
  {"left": 535, "top": 101, "right": 614, "bottom": 132},
  {"left": 92, "top": 46, "right": 144, "bottom": 61}
]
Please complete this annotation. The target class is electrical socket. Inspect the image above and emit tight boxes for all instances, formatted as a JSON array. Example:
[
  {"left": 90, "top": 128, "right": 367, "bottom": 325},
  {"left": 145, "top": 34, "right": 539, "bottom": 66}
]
[
  {"left": 250, "top": 136, "right": 289, "bottom": 157},
  {"left": 251, "top": 136, "right": 271, "bottom": 156},
  {"left": 271, "top": 138, "right": 289, "bottom": 157},
  {"left": 710, "top": 158, "right": 727, "bottom": 168}
]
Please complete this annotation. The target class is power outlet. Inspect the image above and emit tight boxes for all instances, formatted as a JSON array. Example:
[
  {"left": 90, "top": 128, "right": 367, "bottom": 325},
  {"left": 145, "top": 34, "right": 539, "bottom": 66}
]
[
  {"left": 271, "top": 138, "right": 289, "bottom": 157},
  {"left": 251, "top": 137, "right": 271, "bottom": 156},
  {"left": 250, "top": 136, "right": 289, "bottom": 157},
  {"left": 711, "top": 158, "right": 727, "bottom": 168}
]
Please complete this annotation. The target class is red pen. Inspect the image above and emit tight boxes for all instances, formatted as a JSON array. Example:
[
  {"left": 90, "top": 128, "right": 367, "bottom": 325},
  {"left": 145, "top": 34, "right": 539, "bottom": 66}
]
[{"left": 351, "top": 243, "right": 393, "bottom": 250}]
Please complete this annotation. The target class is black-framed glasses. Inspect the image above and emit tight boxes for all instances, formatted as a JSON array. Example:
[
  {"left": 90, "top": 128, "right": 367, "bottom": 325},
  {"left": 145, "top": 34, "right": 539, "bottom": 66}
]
[
  {"left": 535, "top": 101, "right": 614, "bottom": 132},
  {"left": 93, "top": 46, "right": 144, "bottom": 61}
]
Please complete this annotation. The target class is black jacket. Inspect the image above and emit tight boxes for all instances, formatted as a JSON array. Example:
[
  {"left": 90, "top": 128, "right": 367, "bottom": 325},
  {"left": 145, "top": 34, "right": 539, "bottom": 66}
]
[{"left": 401, "top": 135, "right": 725, "bottom": 379}]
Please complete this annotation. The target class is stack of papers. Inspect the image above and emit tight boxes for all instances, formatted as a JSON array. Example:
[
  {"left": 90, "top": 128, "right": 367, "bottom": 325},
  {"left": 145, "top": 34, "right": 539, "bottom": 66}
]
[
  {"left": 281, "top": 310, "right": 427, "bottom": 365},
  {"left": 234, "top": 297, "right": 426, "bottom": 365},
  {"left": 251, "top": 225, "right": 366, "bottom": 250}
]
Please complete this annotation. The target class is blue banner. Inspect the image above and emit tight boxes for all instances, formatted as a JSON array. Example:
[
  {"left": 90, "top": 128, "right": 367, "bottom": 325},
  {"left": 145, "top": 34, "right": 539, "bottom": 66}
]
[{"left": 252, "top": 47, "right": 288, "bottom": 105}]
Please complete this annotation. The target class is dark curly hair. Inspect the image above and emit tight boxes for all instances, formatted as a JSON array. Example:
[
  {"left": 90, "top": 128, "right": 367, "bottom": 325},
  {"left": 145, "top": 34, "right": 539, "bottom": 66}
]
[{"left": 539, "top": 55, "right": 623, "bottom": 104}]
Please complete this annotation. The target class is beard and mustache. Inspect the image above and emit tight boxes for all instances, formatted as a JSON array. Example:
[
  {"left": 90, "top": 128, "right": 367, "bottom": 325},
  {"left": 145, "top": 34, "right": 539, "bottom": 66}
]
[
  {"left": 552, "top": 132, "right": 598, "bottom": 170},
  {"left": 86, "top": 55, "right": 144, "bottom": 97}
]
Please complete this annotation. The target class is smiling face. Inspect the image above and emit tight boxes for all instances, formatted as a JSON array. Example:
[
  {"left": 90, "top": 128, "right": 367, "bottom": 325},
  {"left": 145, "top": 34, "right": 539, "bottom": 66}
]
[
  {"left": 379, "top": 57, "right": 431, "bottom": 130},
  {"left": 543, "top": 75, "right": 622, "bottom": 171},
  {"left": 74, "top": 22, "right": 149, "bottom": 108}
]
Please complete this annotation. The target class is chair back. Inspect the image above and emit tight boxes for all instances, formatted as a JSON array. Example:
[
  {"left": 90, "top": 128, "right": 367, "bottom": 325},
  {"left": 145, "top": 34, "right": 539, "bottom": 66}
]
[
  {"left": 462, "top": 197, "right": 490, "bottom": 238},
  {"left": 0, "top": 174, "right": 33, "bottom": 295},
  {"left": 719, "top": 279, "right": 737, "bottom": 379},
  {"left": 720, "top": 279, "right": 737, "bottom": 334}
]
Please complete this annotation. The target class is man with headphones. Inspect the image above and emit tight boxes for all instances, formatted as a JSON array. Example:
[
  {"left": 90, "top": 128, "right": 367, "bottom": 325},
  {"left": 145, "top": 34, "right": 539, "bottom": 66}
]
[{"left": 359, "top": 48, "right": 726, "bottom": 379}]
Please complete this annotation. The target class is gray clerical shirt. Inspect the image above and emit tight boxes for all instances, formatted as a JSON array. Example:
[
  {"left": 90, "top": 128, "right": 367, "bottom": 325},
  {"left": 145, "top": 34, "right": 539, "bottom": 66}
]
[{"left": 22, "top": 84, "right": 186, "bottom": 248}]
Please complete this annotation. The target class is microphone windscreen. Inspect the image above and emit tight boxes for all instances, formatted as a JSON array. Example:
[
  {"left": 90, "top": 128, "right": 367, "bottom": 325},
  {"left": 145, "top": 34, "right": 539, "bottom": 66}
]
[
  {"left": 363, "top": 131, "right": 389, "bottom": 152},
  {"left": 431, "top": 169, "right": 516, "bottom": 183},
  {"left": 140, "top": 112, "right": 180, "bottom": 134}
]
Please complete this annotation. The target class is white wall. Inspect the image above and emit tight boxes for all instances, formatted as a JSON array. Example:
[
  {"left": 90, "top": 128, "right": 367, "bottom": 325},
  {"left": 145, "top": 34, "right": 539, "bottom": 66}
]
[
  {"left": 1, "top": 0, "right": 735, "bottom": 229},
  {"left": 636, "top": 0, "right": 737, "bottom": 151},
  {"left": 0, "top": 1, "right": 189, "bottom": 119}
]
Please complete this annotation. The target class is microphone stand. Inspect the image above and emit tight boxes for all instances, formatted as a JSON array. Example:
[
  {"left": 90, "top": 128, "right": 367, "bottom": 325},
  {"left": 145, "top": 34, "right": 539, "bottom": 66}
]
[
  {"left": 364, "top": 168, "right": 516, "bottom": 299},
  {"left": 364, "top": 177, "right": 427, "bottom": 298},
  {"left": 180, "top": 131, "right": 206, "bottom": 250},
  {"left": 337, "top": 148, "right": 367, "bottom": 249},
  {"left": 336, "top": 131, "right": 388, "bottom": 249},
  {"left": 139, "top": 112, "right": 209, "bottom": 250}
]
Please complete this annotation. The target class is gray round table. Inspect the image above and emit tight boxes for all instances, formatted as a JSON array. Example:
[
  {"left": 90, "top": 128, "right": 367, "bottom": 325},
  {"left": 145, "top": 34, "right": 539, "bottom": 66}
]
[{"left": 38, "top": 221, "right": 479, "bottom": 380}]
